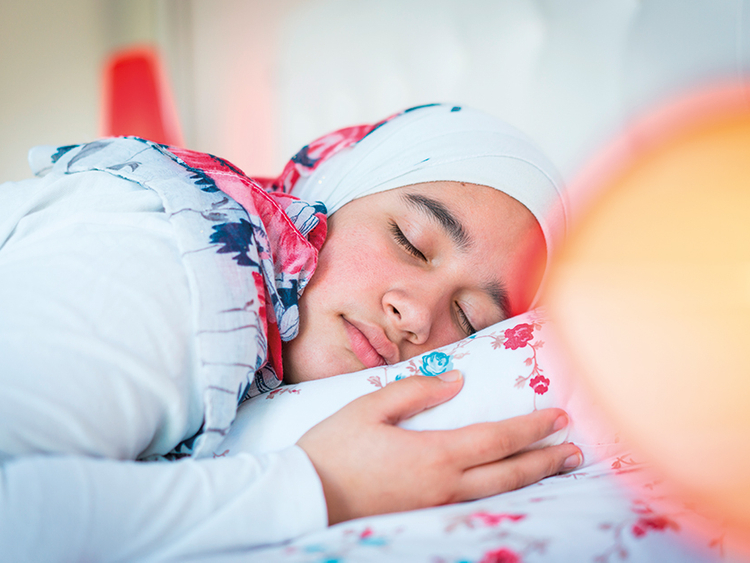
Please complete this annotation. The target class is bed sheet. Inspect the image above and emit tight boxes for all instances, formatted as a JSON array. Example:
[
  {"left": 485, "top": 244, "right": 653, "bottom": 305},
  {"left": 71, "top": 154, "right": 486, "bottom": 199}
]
[{"left": 196, "top": 455, "right": 731, "bottom": 563}]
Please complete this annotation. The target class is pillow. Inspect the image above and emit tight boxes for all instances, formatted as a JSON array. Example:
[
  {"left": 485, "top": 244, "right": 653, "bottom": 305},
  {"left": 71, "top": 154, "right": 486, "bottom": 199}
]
[{"left": 214, "top": 309, "right": 622, "bottom": 467}]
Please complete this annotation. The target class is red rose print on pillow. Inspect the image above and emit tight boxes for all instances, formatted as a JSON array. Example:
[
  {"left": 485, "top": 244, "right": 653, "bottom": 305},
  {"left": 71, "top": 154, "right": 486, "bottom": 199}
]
[
  {"left": 488, "top": 320, "right": 550, "bottom": 408},
  {"left": 632, "top": 515, "right": 680, "bottom": 537},
  {"left": 479, "top": 547, "right": 521, "bottom": 563},
  {"left": 471, "top": 511, "right": 526, "bottom": 527},
  {"left": 529, "top": 375, "right": 550, "bottom": 395},
  {"left": 502, "top": 323, "right": 535, "bottom": 350}
]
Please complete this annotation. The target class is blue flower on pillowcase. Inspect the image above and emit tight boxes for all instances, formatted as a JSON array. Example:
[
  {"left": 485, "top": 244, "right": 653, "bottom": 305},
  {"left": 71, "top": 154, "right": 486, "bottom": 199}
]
[
  {"left": 394, "top": 374, "right": 406, "bottom": 381},
  {"left": 419, "top": 352, "right": 453, "bottom": 377}
]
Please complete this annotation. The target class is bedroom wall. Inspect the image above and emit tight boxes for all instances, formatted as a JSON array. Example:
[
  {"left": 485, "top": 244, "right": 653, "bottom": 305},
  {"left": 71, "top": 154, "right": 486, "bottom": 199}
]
[
  {"left": 0, "top": 1, "right": 103, "bottom": 181},
  {"left": 273, "top": 0, "right": 750, "bottom": 186},
  {"left": 161, "top": 0, "right": 749, "bottom": 198},
  {"left": 166, "top": 0, "right": 306, "bottom": 178},
  {"left": 4, "top": 0, "right": 748, "bottom": 189},
  {"left": 0, "top": 0, "right": 293, "bottom": 181},
  {"left": 0, "top": 0, "right": 162, "bottom": 181}
]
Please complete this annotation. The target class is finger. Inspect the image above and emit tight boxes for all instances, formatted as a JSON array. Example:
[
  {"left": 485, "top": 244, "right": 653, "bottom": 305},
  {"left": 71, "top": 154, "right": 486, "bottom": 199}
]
[
  {"left": 356, "top": 372, "right": 464, "bottom": 425},
  {"left": 441, "top": 408, "right": 569, "bottom": 467},
  {"left": 455, "top": 442, "right": 583, "bottom": 502}
]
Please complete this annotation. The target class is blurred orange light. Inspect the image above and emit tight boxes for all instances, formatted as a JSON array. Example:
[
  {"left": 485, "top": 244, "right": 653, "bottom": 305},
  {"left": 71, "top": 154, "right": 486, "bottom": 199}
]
[{"left": 545, "top": 83, "right": 750, "bottom": 554}]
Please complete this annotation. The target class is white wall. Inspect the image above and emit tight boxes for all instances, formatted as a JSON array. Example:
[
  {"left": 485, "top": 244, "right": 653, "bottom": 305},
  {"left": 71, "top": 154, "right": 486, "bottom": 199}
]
[
  {"left": 273, "top": 0, "right": 750, "bottom": 181},
  {"left": 0, "top": 0, "right": 162, "bottom": 181},
  {"left": 4, "top": 0, "right": 749, "bottom": 185},
  {"left": 176, "top": 0, "right": 305, "bottom": 177},
  {"left": 165, "top": 0, "right": 750, "bottom": 184},
  {"left": 0, "top": 1, "right": 104, "bottom": 180}
]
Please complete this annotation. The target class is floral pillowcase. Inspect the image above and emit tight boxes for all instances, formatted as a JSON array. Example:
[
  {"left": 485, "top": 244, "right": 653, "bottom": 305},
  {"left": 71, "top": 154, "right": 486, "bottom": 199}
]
[{"left": 214, "top": 309, "right": 622, "bottom": 467}]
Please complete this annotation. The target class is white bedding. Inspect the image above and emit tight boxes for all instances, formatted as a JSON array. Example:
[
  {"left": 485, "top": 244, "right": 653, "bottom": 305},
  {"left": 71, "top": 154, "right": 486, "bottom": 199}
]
[
  {"left": 235, "top": 454, "right": 727, "bottom": 563},
  {"left": 207, "top": 311, "right": 737, "bottom": 562}
]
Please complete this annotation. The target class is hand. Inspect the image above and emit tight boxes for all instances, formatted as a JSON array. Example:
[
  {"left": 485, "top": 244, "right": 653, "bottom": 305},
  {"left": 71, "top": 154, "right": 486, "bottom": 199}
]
[{"left": 297, "top": 370, "right": 582, "bottom": 525}]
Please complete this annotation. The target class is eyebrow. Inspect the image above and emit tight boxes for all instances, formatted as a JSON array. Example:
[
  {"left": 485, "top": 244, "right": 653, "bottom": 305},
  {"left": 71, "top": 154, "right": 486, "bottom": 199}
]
[
  {"left": 401, "top": 192, "right": 511, "bottom": 319},
  {"left": 484, "top": 281, "right": 511, "bottom": 321},
  {"left": 401, "top": 193, "right": 471, "bottom": 251}
]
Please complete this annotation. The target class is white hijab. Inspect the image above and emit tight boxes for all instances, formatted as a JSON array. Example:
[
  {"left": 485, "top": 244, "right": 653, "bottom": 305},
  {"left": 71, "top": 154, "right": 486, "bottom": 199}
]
[{"left": 291, "top": 104, "right": 568, "bottom": 305}]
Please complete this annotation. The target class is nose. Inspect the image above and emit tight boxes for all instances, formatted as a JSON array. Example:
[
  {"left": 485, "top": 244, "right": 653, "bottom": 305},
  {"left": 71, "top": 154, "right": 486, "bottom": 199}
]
[{"left": 383, "top": 289, "right": 433, "bottom": 346}]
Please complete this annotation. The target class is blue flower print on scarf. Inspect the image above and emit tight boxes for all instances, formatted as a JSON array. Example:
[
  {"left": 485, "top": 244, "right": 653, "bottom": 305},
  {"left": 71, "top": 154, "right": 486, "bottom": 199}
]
[
  {"left": 291, "top": 144, "right": 319, "bottom": 169},
  {"left": 419, "top": 351, "right": 454, "bottom": 377},
  {"left": 209, "top": 219, "right": 259, "bottom": 267}
]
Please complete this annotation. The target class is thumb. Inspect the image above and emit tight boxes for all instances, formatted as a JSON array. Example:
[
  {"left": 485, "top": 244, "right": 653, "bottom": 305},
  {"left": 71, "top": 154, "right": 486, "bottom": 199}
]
[{"left": 360, "top": 371, "right": 464, "bottom": 425}]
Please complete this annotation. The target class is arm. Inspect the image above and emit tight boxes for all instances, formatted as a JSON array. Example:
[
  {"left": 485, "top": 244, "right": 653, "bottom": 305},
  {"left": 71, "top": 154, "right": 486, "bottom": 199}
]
[
  {"left": 0, "top": 447, "right": 327, "bottom": 562},
  {"left": 0, "top": 371, "right": 578, "bottom": 561}
]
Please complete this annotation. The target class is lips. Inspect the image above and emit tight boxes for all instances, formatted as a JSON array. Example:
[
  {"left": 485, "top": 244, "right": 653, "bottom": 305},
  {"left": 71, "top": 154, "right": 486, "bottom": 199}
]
[{"left": 343, "top": 319, "right": 397, "bottom": 369}]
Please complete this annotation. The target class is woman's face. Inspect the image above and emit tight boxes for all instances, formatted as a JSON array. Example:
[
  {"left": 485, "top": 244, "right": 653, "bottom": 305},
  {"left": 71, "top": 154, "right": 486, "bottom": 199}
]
[{"left": 283, "top": 181, "right": 546, "bottom": 383}]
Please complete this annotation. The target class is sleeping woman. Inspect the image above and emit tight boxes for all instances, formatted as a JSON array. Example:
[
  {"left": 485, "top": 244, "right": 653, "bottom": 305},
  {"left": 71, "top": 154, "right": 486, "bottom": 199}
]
[{"left": 0, "top": 104, "right": 581, "bottom": 560}]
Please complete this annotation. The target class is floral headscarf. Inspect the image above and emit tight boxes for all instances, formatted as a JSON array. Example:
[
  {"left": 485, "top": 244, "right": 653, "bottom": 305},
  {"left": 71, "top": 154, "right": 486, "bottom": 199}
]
[{"left": 265, "top": 103, "right": 568, "bottom": 305}]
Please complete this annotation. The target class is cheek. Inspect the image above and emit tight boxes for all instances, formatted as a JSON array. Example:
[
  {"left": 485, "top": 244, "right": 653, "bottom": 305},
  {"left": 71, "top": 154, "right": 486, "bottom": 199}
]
[
  {"left": 315, "top": 227, "right": 395, "bottom": 291},
  {"left": 313, "top": 240, "right": 374, "bottom": 293}
]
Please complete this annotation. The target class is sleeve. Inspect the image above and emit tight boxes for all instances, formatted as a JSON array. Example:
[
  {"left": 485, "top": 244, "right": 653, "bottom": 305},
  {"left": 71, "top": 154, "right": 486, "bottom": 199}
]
[
  {"left": 0, "top": 172, "right": 202, "bottom": 461},
  {"left": 0, "top": 446, "right": 328, "bottom": 562}
]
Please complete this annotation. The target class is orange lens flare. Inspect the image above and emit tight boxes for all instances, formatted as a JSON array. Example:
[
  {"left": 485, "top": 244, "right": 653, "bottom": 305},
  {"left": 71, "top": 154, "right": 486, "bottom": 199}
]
[{"left": 545, "top": 83, "right": 750, "bottom": 556}]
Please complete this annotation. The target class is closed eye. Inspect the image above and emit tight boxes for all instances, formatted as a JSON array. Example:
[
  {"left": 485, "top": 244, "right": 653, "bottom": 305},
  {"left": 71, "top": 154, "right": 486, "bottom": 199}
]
[
  {"left": 456, "top": 303, "right": 476, "bottom": 336},
  {"left": 389, "top": 221, "right": 427, "bottom": 262}
]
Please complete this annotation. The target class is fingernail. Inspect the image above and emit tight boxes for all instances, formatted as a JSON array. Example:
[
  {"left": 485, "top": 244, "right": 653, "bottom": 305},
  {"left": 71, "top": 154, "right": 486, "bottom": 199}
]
[
  {"left": 563, "top": 452, "right": 582, "bottom": 470},
  {"left": 438, "top": 369, "right": 462, "bottom": 382},
  {"left": 553, "top": 414, "right": 569, "bottom": 432}
]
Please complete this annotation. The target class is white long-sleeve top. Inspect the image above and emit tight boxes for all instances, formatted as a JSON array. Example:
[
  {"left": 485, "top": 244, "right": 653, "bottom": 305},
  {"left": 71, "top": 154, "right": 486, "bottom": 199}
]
[
  {"left": 0, "top": 165, "right": 203, "bottom": 461},
  {"left": 0, "top": 168, "right": 328, "bottom": 560},
  {"left": 0, "top": 448, "right": 327, "bottom": 562}
]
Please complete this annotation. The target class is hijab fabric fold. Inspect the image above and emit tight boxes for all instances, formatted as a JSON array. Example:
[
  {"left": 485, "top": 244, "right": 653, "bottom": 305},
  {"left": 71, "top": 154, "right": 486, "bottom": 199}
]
[{"left": 277, "top": 103, "right": 568, "bottom": 303}]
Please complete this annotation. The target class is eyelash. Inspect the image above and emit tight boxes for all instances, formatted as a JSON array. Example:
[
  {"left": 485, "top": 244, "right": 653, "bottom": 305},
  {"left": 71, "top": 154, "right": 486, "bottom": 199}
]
[
  {"left": 389, "top": 220, "right": 476, "bottom": 336},
  {"left": 456, "top": 303, "right": 476, "bottom": 336},
  {"left": 389, "top": 221, "right": 427, "bottom": 262}
]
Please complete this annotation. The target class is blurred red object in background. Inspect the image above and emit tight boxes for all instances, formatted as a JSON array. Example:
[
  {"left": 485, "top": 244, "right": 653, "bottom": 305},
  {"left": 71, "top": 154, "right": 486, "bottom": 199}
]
[{"left": 101, "top": 46, "right": 183, "bottom": 146}]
